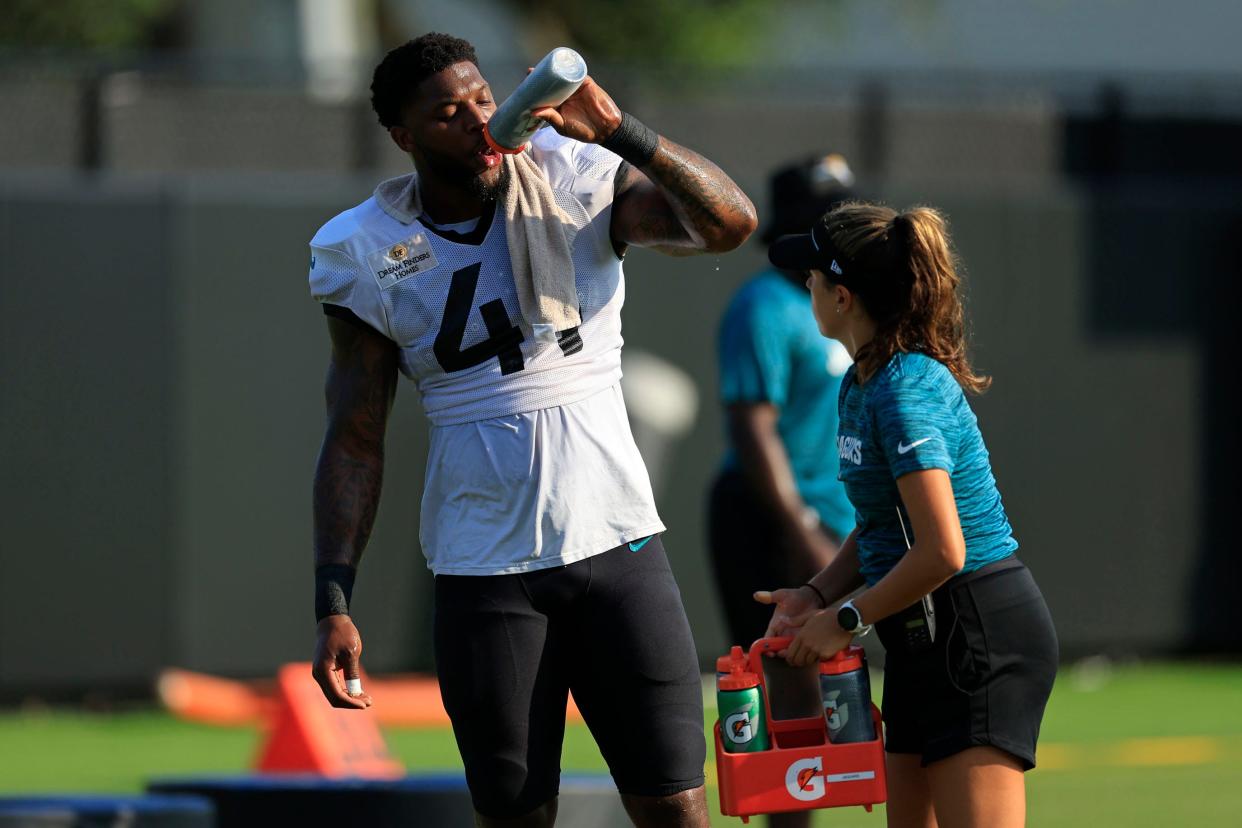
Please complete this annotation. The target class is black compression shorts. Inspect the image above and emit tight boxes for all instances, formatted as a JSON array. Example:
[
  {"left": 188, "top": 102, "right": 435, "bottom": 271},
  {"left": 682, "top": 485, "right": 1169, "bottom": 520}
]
[
  {"left": 433, "top": 536, "right": 706, "bottom": 819},
  {"left": 875, "top": 556, "right": 1059, "bottom": 770}
]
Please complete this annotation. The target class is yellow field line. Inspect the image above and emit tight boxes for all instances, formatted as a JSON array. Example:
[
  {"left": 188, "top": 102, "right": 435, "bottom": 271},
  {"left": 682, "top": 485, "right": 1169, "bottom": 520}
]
[
  {"left": 1032, "top": 736, "right": 1228, "bottom": 772},
  {"left": 1108, "top": 737, "right": 1222, "bottom": 767}
]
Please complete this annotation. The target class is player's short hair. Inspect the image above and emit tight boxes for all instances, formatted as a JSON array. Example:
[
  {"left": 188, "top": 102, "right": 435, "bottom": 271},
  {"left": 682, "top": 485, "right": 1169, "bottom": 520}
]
[{"left": 370, "top": 33, "right": 479, "bottom": 128}]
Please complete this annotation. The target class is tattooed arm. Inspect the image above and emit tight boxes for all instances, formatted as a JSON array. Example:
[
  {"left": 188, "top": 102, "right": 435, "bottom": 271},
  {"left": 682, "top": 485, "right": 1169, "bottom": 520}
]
[
  {"left": 609, "top": 142, "right": 757, "bottom": 257},
  {"left": 313, "top": 314, "right": 399, "bottom": 569},
  {"left": 311, "top": 313, "right": 398, "bottom": 710},
  {"left": 530, "top": 76, "right": 757, "bottom": 257}
]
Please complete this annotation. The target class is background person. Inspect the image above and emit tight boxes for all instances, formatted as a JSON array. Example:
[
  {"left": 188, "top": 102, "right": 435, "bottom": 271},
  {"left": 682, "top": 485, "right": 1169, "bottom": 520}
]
[
  {"left": 707, "top": 155, "right": 857, "bottom": 828},
  {"left": 757, "top": 203, "right": 1058, "bottom": 828},
  {"left": 308, "top": 33, "right": 756, "bottom": 828},
  {"left": 709, "top": 153, "right": 857, "bottom": 652}
]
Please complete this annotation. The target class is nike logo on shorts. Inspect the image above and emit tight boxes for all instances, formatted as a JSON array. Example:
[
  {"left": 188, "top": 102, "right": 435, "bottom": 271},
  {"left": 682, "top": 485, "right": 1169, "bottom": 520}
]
[
  {"left": 628, "top": 536, "right": 653, "bottom": 552},
  {"left": 897, "top": 437, "right": 933, "bottom": 454}
]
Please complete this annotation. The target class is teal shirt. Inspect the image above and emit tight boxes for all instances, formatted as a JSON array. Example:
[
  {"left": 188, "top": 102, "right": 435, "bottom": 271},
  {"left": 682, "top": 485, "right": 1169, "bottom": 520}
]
[
  {"left": 717, "top": 270, "right": 855, "bottom": 539},
  {"left": 836, "top": 352, "right": 1018, "bottom": 585}
]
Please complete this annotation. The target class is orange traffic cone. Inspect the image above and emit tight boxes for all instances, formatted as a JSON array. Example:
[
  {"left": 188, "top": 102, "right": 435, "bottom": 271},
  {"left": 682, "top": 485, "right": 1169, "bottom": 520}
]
[{"left": 255, "top": 663, "right": 403, "bottom": 778}]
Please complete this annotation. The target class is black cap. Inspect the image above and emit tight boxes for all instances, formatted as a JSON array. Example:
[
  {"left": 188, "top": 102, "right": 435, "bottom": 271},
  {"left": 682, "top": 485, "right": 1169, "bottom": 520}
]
[
  {"left": 768, "top": 217, "right": 854, "bottom": 282},
  {"left": 761, "top": 153, "right": 855, "bottom": 245}
]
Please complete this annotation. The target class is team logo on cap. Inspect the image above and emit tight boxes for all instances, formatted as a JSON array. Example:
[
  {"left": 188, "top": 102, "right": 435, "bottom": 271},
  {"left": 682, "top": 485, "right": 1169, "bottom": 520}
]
[
  {"left": 830, "top": 259, "right": 843, "bottom": 275},
  {"left": 389, "top": 243, "right": 408, "bottom": 261}
]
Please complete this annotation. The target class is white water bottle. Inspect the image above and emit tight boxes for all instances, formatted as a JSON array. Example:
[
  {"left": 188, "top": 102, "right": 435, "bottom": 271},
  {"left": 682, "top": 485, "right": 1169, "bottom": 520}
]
[{"left": 483, "top": 47, "right": 588, "bottom": 153}]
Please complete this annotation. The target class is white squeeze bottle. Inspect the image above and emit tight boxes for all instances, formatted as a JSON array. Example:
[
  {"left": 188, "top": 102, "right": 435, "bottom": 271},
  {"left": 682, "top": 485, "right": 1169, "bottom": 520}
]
[{"left": 483, "top": 47, "right": 588, "bottom": 153}]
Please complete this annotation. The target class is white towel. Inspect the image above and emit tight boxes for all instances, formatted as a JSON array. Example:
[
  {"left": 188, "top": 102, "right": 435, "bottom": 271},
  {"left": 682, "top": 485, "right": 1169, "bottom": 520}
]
[
  {"left": 373, "top": 154, "right": 579, "bottom": 345},
  {"left": 502, "top": 150, "right": 580, "bottom": 343}
]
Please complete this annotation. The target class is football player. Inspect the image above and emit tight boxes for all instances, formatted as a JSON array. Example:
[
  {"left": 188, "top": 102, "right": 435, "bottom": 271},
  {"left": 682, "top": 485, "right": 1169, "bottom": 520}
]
[{"left": 308, "top": 33, "right": 756, "bottom": 828}]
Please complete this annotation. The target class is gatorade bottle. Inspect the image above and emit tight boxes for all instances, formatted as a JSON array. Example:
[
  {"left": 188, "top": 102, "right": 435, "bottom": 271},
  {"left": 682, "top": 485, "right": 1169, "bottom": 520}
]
[
  {"left": 717, "top": 666, "right": 770, "bottom": 753},
  {"left": 483, "top": 47, "right": 588, "bottom": 153},
  {"left": 716, "top": 646, "right": 746, "bottom": 681},
  {"left": 818, "top": 646, "right": 876, "bottom": 743}
]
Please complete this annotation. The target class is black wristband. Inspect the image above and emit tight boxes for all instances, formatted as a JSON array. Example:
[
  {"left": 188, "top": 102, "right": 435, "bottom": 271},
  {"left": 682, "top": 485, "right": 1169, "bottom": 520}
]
[
  {"left": 802, "top": 581, "right": 828, "bottom": 609},
  {"left": 315, "top": 564, "right": 356, "bottom": 622},
  {"left": 601, "top": 111, "right": 659, "bottom": 167}
]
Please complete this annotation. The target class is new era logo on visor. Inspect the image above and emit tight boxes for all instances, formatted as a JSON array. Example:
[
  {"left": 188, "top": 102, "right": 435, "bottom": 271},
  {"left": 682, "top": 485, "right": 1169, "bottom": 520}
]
[{"left": 810, "top": 223, "right": 845, "bottom": 276}]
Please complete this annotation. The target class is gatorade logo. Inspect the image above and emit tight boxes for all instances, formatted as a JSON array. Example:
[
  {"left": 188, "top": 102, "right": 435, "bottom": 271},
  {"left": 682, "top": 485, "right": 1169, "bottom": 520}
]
[
  {"left": 823, "top": 690, "right": 849, "bottom": 733},
  {"left": 723, "top": 704, "right": 756, "bottom": 744},
  {"left": 785, "top": 756, "right": 826, "bottom": 802}
]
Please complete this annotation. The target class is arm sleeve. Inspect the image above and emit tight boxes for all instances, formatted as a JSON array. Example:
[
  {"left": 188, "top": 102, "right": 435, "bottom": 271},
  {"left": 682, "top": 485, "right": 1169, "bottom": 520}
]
[
  {"left": 717, "top": 291, "right": 792, "bottom": 406},
  {"left": 308, "top": 244, "right": 392, "bottom": 341},
  {"left": 873, "top": 378, "right": 958, "bottom": 478}
]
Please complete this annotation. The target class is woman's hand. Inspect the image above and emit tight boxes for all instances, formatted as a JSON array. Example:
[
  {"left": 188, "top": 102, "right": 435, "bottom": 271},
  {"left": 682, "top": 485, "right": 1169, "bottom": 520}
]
[
  {"left": 754, "top": 586, "right": 822, "bottom": 638},
  {"left": 784, "top": 607, "right": 853, "bottom": 667}
]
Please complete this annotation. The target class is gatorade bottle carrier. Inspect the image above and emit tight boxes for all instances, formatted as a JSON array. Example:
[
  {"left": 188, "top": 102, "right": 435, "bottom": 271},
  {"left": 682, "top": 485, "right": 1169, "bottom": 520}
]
[{"left": 713, "top": 637, "right": 886, "bottom": 822}]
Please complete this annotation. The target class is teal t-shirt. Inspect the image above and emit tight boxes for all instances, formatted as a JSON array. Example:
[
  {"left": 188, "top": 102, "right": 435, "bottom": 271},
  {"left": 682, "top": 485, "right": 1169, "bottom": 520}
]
[
  {"left": 717, "top": 270, "right": 855, "bottom": 539},
  {"left": 836, "top": 352, "right": 1018, "bottom": 585}
]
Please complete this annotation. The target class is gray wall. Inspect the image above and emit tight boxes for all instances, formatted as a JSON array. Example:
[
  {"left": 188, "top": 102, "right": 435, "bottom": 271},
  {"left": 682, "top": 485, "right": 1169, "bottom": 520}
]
[
  {"left": 0, "top": 173, "right": 435, "bottom": 687},
  {"left": 0, "top": 179, "right": 176, "bottom": 686},
  {"left": 0, "top": 164, "right": 1218, "bottom": 691}
]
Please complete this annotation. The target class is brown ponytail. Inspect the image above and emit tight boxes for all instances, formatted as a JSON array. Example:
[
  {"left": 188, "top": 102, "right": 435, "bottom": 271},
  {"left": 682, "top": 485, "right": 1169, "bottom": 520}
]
[{"left": 825, "top": 203, "right": 991, "bottom": 394}]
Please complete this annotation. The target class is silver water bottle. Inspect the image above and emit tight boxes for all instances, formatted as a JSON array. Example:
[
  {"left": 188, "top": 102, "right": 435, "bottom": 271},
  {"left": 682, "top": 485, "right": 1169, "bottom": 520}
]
[{"left": 483, "top": 47, "right": 588, "bottom": 153}]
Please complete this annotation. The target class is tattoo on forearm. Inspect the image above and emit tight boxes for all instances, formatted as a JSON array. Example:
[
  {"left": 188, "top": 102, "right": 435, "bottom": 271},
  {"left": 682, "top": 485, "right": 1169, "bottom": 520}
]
[
  {"left": 314, "top": 443, "right": 384, "bottom": 568},
  {"left": 630, "top": 138, "right": 755, "bottom": 250},
  {"left": 313, "top": 321, "right": 397, "bottom": 569}
]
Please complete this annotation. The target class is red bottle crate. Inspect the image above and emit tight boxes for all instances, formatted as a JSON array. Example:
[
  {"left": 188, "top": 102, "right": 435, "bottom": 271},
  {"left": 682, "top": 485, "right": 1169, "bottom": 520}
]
[{"left": 714, "top": 638, "right": 887, "bottom": 822}]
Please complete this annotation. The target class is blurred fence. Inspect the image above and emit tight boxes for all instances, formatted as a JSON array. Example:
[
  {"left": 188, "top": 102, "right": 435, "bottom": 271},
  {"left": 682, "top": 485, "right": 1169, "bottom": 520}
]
[
  {"left": 1, "top": 59, "right": 1240, "bottom": 696},
  {"left": 0, "top": 58, "right": 1072, "bottom": 183}
]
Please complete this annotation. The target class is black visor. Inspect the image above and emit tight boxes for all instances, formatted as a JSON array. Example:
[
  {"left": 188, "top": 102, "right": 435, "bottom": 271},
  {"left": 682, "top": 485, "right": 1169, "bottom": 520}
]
[{"left": 768, "top": 220, "right": 852, "bottom": 282}]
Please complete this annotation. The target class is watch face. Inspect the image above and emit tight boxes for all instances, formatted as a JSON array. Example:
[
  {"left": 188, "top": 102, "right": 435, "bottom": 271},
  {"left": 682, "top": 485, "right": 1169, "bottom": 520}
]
[{"left": 837, "top": 605, "right": 860, "bottom": 632}]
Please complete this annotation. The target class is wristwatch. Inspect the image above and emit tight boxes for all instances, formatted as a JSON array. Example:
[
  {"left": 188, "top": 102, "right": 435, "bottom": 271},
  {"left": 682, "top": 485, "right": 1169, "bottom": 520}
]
[{"left": 837, "top": 599, "right": 871, "bottom": 636}]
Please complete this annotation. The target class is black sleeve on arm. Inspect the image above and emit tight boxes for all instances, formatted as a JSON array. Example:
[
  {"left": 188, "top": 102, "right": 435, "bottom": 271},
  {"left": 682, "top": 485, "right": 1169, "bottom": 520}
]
[
  {"left": 610, "top": 161, "right": 634, "bottom": 259},
  {"left": 613, "top": 159, "right": 633, "bottom": 196},
  {"left": 322, "top": 304, "right": 390, "bottom": 341}
]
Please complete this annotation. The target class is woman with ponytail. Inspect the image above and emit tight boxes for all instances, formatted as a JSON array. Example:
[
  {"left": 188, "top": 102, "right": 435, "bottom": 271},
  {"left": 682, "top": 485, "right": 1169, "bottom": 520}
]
[{"left": 754, "top": 204, "right": 1058, "bottom": 828}]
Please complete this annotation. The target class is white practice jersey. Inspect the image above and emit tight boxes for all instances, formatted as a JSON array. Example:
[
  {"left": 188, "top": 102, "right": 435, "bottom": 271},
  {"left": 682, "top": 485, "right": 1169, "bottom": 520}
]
[{"left": 308, "top": 129, "right": 664, "bottom": 575}]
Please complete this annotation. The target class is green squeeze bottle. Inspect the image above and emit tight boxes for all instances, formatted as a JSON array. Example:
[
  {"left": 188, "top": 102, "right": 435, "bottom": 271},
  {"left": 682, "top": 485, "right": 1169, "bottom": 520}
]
[{"left": 717, "top": 665, "right": 770, "bottom": 753}]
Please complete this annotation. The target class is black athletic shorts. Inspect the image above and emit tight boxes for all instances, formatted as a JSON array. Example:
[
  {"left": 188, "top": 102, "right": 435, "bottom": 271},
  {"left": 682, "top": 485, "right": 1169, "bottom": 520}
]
[
  {"left": 708, "top": 468, "right": 840, "bottom": 648},
  {"left": 433, "top": 535, "right": 706, "bottom": 819},
  {"left": 875, "top": 556, "right": 1058, "bottom": 770}
]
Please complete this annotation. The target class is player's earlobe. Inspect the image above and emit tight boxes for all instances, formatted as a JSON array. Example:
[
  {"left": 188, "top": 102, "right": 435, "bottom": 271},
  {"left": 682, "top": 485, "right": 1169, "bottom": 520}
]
[
  {"left": 389, "top": 126, "right": 416, "bottom": 154},
  {"left": 836, "top": 285, "right": 851, "bottom": 314}
]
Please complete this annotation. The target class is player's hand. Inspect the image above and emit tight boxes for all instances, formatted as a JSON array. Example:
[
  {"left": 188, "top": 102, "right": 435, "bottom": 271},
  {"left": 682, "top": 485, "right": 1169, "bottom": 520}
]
[
  {"left": 784, "top": 608, "right": 852, "bottom": 668},
  {"left": 754, "top": 586, "right": 822, "bottom": 639},
  {"left": 311, "top": 615, "right": 373, "bottom": 709},
  {"left": 530, "top": 76, "right": 623, "bottom": 145}
]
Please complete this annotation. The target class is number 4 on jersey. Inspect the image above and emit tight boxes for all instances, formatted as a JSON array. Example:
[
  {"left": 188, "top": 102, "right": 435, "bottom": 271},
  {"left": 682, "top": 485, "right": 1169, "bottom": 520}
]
[
  {"left": 433, "top": 263, "right": 525, "bottom": 375},
  {"left": 432, "top": 262, "right": 584, "bottom": 375}
]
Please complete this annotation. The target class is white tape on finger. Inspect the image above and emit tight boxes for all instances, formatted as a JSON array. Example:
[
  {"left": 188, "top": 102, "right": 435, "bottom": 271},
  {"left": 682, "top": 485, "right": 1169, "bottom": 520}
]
[{"left": 346, "top": 678, "right": 363, "bottom": 697}]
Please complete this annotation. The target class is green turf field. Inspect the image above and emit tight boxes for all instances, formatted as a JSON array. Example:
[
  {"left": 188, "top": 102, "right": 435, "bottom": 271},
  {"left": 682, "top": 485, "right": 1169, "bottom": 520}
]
[{"left": 2, "top": 661, "right": 1240, "bottom": 826}]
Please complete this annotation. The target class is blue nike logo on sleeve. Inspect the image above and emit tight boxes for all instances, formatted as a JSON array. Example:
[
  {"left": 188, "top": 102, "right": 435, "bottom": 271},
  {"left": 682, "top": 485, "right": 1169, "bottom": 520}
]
[{"left": 628, "top": 536, "right": 653, "bottom": 552}]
